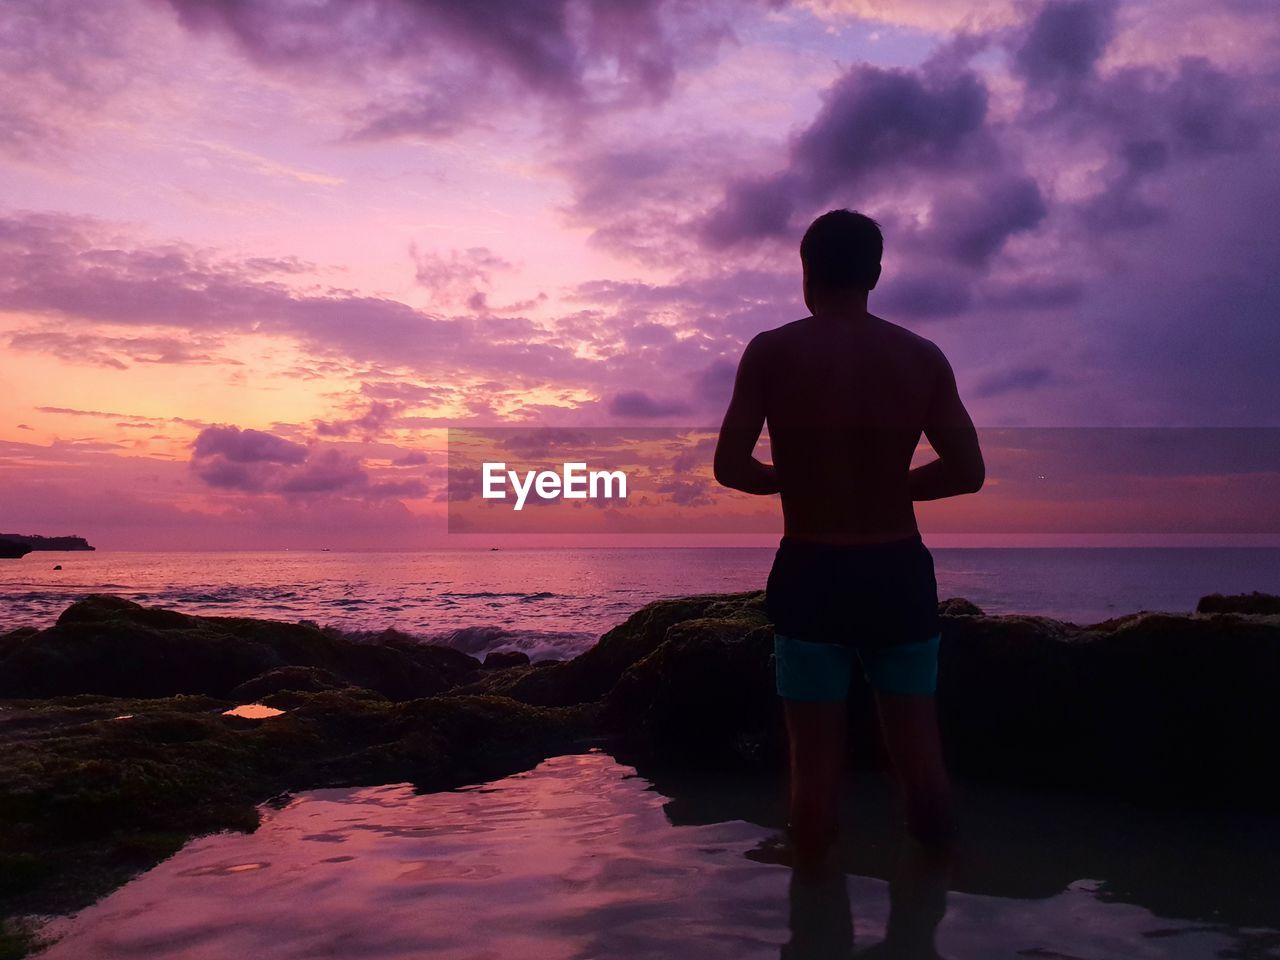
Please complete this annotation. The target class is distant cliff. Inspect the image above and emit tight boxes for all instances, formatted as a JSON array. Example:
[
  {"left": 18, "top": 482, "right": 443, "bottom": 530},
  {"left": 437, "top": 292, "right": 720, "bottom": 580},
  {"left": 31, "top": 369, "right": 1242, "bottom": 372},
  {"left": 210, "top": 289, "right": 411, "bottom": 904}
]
[
  {"left": 0, "top": 534, "right": 95, "bottom": 551},
  {"left": 0, "top": 539, "right": 32, "bottom": 559}
]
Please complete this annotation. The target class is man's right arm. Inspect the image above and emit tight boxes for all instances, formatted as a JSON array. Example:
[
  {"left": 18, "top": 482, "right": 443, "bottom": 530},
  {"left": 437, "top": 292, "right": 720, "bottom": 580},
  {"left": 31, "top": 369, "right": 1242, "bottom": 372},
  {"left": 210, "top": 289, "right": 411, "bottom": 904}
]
[
  {"left": 909, "top": 346, "right": 985, "bottom": 501},
  {"left": 713, "top": 332, "right": 779, "bottom": 496}
]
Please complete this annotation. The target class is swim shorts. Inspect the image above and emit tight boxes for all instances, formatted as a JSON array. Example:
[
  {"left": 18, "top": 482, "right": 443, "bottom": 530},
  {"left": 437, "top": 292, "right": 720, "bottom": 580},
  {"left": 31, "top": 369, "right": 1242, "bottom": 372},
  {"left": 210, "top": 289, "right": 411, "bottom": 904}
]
[
  {"left": 766, "top": 533, "right": 942, "bottom": 700},
  {"left": 773, "top": 632, "right": 941, "bottom": 699}
]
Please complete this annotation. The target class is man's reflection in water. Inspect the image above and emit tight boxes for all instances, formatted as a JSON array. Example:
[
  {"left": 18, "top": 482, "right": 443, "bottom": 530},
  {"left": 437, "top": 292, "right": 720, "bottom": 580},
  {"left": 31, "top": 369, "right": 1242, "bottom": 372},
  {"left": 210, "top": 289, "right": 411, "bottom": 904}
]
[{"left": 781, "top": 839, "right": 951, "bottom": 960}]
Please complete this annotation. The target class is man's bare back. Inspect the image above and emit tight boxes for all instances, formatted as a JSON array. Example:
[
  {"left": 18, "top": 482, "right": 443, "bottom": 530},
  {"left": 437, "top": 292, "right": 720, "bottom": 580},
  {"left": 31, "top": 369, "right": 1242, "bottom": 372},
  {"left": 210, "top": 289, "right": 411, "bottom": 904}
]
[
  {"left": 753, "top": 312, "right": 945, "bottom": 543},
  {"left": 714, "top": 309, "right": 982, "bottom": 545}
]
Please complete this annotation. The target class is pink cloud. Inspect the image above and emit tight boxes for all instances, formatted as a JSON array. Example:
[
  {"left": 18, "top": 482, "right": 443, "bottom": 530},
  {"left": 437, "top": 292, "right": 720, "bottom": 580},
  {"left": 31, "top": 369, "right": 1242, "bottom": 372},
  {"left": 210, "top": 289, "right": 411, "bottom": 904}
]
[{"left": 189, "top": 424, "right": 428, "bottom": 502}]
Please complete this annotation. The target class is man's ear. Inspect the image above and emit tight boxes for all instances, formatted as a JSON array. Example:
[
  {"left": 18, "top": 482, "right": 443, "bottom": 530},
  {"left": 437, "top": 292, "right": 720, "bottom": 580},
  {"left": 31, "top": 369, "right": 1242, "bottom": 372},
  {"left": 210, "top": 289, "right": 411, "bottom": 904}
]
[{"left": 867, "top": 263, "right": 882, "bottom": 291}]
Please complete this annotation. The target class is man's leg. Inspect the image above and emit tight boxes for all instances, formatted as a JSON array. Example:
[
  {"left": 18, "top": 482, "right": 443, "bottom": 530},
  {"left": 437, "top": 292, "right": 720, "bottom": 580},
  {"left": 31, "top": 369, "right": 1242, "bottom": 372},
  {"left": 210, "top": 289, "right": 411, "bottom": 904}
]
[
  {"left": 773, "top": 634, "right": 854, "bottom": 869},
  {"left": 784, "top": 698, "right": 847, "bottom": 866},
  {"left": 881, "top": 833, "right": 951, "bottom": 955},
  {"left": 875, "top": 691, "right": 955, "bottom": 848},
  {"left": 863, "top": 635, "right": 955, "bottom": 848}
]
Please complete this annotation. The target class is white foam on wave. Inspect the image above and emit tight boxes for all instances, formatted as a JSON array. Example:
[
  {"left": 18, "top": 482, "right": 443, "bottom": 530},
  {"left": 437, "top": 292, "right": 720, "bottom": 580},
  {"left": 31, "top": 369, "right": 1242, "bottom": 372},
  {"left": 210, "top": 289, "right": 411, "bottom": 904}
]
[{"left": 321, "top": 622, "right": 597, "bottom": 663}]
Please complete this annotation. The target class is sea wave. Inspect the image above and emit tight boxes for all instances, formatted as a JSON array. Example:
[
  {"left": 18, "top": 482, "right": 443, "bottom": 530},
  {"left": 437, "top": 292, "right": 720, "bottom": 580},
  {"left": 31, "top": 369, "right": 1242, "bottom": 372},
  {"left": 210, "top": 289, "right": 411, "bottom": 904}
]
[
  {"left": 436, "top": 590, "right": 561, "bottom": 599},
  {"left": 322, "top": 622, "right": 595, "bottom": 663},
  {"left": 431, "top": 623, "right": 596, "bottom": 661}
]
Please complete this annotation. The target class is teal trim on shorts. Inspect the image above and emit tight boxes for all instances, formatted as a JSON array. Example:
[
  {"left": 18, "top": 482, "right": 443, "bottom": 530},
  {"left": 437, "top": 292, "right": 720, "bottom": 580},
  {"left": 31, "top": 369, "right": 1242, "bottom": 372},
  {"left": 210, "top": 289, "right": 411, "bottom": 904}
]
[{"left": 773, "top": 632, "right": 941, "bottom": 701}]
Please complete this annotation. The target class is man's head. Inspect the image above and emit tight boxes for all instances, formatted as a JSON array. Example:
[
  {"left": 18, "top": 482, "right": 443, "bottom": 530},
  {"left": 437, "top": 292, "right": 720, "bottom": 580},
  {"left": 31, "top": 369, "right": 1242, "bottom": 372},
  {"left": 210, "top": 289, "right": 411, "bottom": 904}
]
[{"left": 799, "top": 210, "right": 883, "bottom": 307}]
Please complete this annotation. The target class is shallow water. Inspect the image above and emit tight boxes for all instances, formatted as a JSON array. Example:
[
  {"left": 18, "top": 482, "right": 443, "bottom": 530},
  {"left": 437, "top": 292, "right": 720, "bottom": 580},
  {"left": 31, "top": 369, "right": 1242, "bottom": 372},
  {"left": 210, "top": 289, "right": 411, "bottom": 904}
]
[
  {"left": 37, "top": 751, "right": 1280, "bottom": 959},
  {"left": 220, "top": 704, "right": 286, "bottom": 719}
]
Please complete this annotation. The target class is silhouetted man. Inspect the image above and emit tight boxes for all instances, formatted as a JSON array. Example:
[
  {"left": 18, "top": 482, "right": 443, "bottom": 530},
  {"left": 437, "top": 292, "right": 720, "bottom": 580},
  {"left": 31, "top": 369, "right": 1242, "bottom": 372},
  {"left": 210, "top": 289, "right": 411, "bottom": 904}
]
[{"left": 713, "top": 209, "right": 984, "bottom": 869}]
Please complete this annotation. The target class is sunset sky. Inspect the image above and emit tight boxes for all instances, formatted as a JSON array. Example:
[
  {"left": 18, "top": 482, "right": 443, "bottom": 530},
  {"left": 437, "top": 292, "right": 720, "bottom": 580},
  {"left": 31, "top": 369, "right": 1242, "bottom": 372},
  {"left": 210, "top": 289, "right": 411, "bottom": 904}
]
[{"left": 2, "top": 0, "right": 1277, "bottom": 548}]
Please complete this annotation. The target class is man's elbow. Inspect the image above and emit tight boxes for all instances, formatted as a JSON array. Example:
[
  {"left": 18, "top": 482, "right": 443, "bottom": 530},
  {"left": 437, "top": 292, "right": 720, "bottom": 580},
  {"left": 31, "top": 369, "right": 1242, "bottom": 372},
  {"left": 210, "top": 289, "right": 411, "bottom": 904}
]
[
  {"left": 712, "top": 457, "right": 737, "bottom": 490},
  {"left": 713, "top": 450, "right": 748, "bottom": 490},
  {"left": 961, "top": 461, "right": 985, "bottom": 494}
]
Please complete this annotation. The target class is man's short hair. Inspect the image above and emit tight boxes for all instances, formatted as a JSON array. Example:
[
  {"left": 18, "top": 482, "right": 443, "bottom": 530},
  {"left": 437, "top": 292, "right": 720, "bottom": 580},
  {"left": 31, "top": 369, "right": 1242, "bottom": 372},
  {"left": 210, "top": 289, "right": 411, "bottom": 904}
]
[{"left": 800, "top": 209, "right": 883, "bottom": 290}]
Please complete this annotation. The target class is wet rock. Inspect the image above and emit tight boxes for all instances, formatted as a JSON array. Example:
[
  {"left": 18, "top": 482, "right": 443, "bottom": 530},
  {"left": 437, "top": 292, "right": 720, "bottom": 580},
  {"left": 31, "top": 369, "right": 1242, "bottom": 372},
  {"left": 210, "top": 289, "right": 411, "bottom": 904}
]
[
  {"left": 593, "top": 597, "right": 1280, "bottom": 812},
  {"left": 9, "top": 592, "right": 1280, "bottom": 812},
  {"left": 483, "top": 650, "right": 530, "bottom": 669},
  {"left": 230, "top": 666, "right": 353, "bottom": 700},
  {"left": 453, "top": 592, "right": 768, "bottom": 706},
  {"left": 56, "top": 594, "right": 191, "bottom": 630},
  {"left": 0, "top": 627, "right": 40, "bottom": 651},
  {"left": 0, "top": 595, "right": 483, "bottom": 701},
  {"left": 937, "top": 609, "right": 1280, "bottom": 805},
  {"left": 938, "top": 597, "right": 984, "bottom": 617},
  {"left": 605, "top": 618, "right": 782, "bottom": 770},
  {"left": 1196, "top": 591, "right": 1280, "bottom": 615}
]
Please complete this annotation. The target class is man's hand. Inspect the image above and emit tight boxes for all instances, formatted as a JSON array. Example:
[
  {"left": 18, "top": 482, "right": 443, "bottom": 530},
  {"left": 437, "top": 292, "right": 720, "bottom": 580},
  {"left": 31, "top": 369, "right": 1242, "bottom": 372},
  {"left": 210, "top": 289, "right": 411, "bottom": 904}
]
[{"left": 714, "top": 333, "right": 781, "bottom": 495}]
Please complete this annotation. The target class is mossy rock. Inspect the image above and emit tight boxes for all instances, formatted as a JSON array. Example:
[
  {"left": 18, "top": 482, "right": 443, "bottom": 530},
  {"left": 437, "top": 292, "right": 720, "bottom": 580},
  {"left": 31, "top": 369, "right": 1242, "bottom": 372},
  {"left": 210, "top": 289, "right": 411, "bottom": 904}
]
[
  {"left": 1196, "top": 591, "right": 1280, "bottom": 615},
  {"left": 0, "top": 595, "right": 483, "bottom": 701},
  {"left": 230, "top": 665, "right": 353, "bottom": 700}
]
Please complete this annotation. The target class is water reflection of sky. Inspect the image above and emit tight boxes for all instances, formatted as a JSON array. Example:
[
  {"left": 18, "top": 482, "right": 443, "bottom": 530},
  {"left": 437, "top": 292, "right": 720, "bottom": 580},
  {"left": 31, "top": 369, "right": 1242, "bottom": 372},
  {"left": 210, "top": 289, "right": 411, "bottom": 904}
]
[
  {"left": 37, "top": 751, "right": 1278, "bottom": 959},
  {"left": 221, "top": 703, "right": 286, "bottom": 719}
]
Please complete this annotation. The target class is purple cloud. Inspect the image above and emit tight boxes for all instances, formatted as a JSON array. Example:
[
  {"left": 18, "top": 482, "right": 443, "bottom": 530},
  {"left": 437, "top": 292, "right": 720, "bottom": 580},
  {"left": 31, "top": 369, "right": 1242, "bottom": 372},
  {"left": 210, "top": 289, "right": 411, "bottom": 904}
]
[
  {"left": 875, "top": 271, "right": 973, "bottom": 319},
  {"left": 411, "top": 245, "right": 513, "bottom": 306},
  {"left": 315, "top": 401, "right": 404, "bottom": 439},
  {"left": 368, "top": 477, "right": 429, "bottom": 498},
  {"left": 620, "top": 322, "right": 677, "bottom": 348},
  {"left": 654, "top": 476, "right": 714, "bottom": 506},
  {"left": 276, "top": 448, "right": 366, "bottom": 494},
  {"left": 0, "top": 211, "right": 593, "bottom": 384},
  {"left": 976, "top": 275, "right": 1084, "bottom": 310},
  {"left": 923, "top": 176, "right": 1047, "bottom": 266},
  {"left": 0, "top": 0, "right": 139, "bottom": 160},
  {"left": 1004, "top": 2, "right": 1264, "bottom": 239},
  {"left": 35, "top": 405, "right": 210, "bottom": 430},
  {"left": 163, "top": 0, "right": 757, "bottom": 139},
  {"left": 694, "top": 358, "right": 736, "bottom": 405},
  {"left": 192, "top": 425, "right": 308, "bottom": 464},
  {"left": 359, "top": 381, "right": 451, "bottom": 404},
  {"left": 975, "top": 366, "right": 1054, "bottom": 398},
  {"left": 608, "top": 390, "right": 692, "bottom": 418},
  {"left": 8, "top": 329, "right": 237, "bottom": 368},
  {"left": 189, "top": 424, "right": 427, "bottom": 502},
  {"left": 391, "top": 450, "right": 429, "bottom": 467},
  {"left": 1012, "top": 0, "right": 1118, "bottom": 90},
  {"left": 702, "top": 59, "right": 990, "bottom": 247}
]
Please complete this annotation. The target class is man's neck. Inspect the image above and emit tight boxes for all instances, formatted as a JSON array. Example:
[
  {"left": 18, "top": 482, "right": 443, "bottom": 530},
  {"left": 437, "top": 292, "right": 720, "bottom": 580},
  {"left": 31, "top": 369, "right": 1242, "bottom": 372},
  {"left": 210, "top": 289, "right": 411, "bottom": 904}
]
[{"left": 807, "top": 288, "right": 869, "bottom": 320}]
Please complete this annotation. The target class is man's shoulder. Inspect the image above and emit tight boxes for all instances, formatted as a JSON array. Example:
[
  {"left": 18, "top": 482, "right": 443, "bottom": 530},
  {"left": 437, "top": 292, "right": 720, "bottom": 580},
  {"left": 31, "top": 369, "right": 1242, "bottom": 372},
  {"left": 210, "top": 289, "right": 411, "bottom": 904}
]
[
  {"left": 749, "top": 315, "right": 947, "bottom": 368},
  {"left": 873, "top": 315, "right": 946, "bottom": 361},
  {"left": 754, "top": 317, "right": 811, "bottom": 343},
  {"left": 743, "top": 318, "right": 806, "bottom": 354}
]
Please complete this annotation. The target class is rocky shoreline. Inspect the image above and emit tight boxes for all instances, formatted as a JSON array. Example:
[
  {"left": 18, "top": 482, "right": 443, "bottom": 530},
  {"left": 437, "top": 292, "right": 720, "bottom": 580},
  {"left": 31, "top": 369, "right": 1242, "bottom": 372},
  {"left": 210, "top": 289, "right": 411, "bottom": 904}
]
[{"left": 2, "top": 591, "right": 1278, "bottom": 956}]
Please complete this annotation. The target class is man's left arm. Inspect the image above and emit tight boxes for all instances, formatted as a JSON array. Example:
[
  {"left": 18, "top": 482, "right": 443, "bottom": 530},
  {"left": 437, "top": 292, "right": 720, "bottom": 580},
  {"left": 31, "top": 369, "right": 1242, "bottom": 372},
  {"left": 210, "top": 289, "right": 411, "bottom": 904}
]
[{"left": 713, "top": 333, "right": 780, "bottom": 495}]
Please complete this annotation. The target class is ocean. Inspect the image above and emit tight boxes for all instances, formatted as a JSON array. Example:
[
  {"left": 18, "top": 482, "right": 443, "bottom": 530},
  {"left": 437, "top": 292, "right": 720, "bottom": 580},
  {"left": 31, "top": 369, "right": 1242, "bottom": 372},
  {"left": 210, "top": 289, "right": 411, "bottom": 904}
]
[{"left": 2, "top": 547, "right": 1278, "bottom": 662}]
